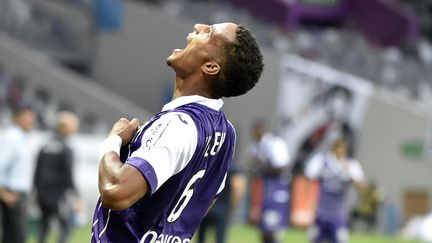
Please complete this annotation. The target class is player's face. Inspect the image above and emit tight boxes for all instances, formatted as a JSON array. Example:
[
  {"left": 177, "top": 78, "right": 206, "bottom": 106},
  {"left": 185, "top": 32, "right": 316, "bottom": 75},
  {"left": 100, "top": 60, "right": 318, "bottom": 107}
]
[
  {"left": 16, "top": 110, "right": 36, "bottom": 131},
  {"left": 167, "top": 23, "right": 237, "bottom": 76},
  {"left": 333, "top": 143, "right": 347, "bottom": 158},
  {"left": 252, "top": 126, "right": 265, "bottom": 141}
]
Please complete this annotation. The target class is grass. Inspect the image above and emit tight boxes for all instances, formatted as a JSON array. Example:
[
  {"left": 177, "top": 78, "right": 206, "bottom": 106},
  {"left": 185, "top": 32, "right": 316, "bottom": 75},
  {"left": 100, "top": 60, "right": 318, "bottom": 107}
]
[{"left": 27, "top": 223, "right": 422, "bottom": 243}]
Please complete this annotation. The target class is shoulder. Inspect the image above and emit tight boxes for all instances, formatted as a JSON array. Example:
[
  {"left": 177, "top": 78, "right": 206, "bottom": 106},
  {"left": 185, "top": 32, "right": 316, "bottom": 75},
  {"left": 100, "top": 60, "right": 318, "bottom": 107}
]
[
  {"left": 153, "top": 111, "right": 197, "bottom": 131},
  {"left": 140, "top": 112, "right": 198, "bottom": 147},
  {"left": 347, "top": 158, "right": 363, "bottom": 169},
  {"left": 3, "top": 127, "right": 24, "bottom": 144},
  {"left": 226, "top": 119, "right": 236, "bottom": 133},
  {"left": 309, "top": 152, "right": 325, "bottom": 164},
  {"left": 271, "top": 135, "right": 287, "bottom": 148}
]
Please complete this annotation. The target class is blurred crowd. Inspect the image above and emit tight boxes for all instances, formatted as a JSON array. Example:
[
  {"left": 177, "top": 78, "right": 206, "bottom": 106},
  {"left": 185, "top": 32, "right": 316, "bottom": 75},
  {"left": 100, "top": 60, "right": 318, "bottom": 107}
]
[
  {"left": 0, "top": 63, "right": 106, "bottom": 133},
  {"left": 0, "top": 104, "right": 84, "bottom": 243},
  {"left": 157, "top": 0, "right": 432, "bottom": 108},
  {"left": 1, "top": 0, "right": 431, "bottom": 105}
]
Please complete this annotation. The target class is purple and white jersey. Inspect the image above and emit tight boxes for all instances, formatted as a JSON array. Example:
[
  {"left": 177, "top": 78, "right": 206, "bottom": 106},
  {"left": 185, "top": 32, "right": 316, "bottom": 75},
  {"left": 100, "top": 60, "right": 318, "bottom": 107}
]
[
  {"left": 250, "top": 133, "right": 291, "bottom": 231},
  {"left": 305, "top": 152, "right": 364, "bottom": 224},
  {"left": 91, "top": 95, "right": 236, "bottom": 243}
]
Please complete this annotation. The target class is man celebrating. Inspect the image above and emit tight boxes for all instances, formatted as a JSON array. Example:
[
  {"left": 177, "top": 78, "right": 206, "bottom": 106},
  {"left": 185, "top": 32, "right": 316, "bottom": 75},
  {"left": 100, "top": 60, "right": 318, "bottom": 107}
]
[{"left": 91, "top": 23, "right": 263, "bottom": 243}]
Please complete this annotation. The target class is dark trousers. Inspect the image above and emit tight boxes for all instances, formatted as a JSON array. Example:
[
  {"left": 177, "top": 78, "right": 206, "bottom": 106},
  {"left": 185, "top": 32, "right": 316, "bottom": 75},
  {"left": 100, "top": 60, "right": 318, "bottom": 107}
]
[
  {"left": 38, "top": 203, "right": 73, "bottom": 243},
  {"left": 349, "top": 209, "right": 377, "bottom": 231},
  {"left": 197, "top": 212, "right": 228, "bottom": 243},
  {"left": 0, "top": 194, "right": 27, "bottom": 243}
]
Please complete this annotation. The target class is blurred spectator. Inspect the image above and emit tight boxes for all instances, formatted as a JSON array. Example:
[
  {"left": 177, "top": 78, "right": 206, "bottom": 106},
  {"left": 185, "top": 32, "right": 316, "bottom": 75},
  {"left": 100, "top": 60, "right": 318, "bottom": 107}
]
[
  {"left": 0, "top": 0, "right": 31, "bottom": 32},
  {"left": 248, "top": 120, "right": 291, "bottom": 243},
  {"left": 0, "top": 104, "right": 36, "bottom": 243},
  {"left": 6, "top": 75, "right": 28, "bottom": 110},
  {"left": 349, "top": 181, "right": 384, "bottom": 232},
  {"left": 197, "top": 160, "right": 246, "bottom": 243},
  {"left": 33, "top": 111, "right": 81, "bottom": 243},
  {"left": 32, "top": 87, "right": 55, "bottom": 130},
  {"left": 292, "top": 85, "right": 357, "bottom": 176},
  {"left": 305, "top": 138, "right": 366, "bottom": 243},
  {"left": 400, "top": 212, "right": 432, "bottom": 243}
]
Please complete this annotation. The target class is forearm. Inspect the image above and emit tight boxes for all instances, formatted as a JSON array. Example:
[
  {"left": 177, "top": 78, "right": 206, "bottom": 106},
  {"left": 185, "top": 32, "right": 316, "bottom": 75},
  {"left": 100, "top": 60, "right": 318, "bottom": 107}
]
[
  {"left": 98, "top": 152, "right": 124, "bottom": 196},
  {"left": 354, "top": 180, "right": 367, "bottom": 192},
  {"left": 230, "top": 174, "right": 246, "bottom": 211},
  {"left": 98, "top": 134, "right": 129, "bottom": 210},
  {"left": 98, "top": 152, "right": 149, "bottom": 210},
  {"left": 99, "top": 151, "right": 139, "bottom": 210},
  {"left": 97, "top": 119, "right": 148, "bottom": 210}
]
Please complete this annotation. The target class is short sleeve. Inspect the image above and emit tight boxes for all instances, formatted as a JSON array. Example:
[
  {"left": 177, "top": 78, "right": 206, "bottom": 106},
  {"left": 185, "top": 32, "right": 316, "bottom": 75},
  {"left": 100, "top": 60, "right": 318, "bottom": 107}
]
[
  {"left": 348, "top": 159, "right": 365, "bottom": 183},
  {"left": 305, "top": 154, "right": 324, "bottom": 180},
  {"left": 125, "top": 112, "right": 197, "bottom": 194},
  {"left": 0, "top": 137, "right": 17, "bottom": 187},
  {"left": 268, "top": 137, "right": 290, "bottom": 168}
]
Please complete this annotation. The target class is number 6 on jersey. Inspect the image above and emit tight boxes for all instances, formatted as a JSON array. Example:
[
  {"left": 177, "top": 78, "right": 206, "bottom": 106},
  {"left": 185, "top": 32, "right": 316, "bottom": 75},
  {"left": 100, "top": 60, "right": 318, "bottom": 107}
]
[{"left": 167, "top": 170, "right": 206, "bottom": 222}]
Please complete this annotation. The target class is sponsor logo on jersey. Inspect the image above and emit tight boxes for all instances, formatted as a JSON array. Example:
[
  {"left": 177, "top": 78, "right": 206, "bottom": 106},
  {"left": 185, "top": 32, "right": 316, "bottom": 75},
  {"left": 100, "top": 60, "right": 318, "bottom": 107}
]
[{"left": 140, "top": 230, "right": 191, "bottom": 243}]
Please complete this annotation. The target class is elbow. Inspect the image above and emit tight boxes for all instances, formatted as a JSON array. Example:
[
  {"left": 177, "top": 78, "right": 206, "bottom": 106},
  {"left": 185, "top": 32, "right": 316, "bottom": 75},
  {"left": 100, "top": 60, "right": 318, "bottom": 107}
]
[{"left": 100, "top": 187, "right": 132, "bottom": 211}]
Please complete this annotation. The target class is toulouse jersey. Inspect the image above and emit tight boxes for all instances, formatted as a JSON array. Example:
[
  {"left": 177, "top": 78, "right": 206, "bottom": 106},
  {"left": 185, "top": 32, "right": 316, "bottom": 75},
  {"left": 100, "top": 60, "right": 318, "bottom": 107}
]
[
  {"left": 305, "top": 152, "right": 364, "bottom": 224},
  {"left": 250, "top": 133, "right": 291, "bottom": 231},
  {"left": 91, "top": 96, "right": 236, "bottom": 243}
]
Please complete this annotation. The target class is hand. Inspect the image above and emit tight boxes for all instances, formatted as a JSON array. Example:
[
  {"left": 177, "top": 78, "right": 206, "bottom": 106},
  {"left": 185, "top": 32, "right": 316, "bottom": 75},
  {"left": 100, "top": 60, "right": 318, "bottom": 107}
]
[
  {"left": 0, "top": 190, "right": 18, "bottom": 208},
  {"left": 74, "top": 197, "right": 86, "bottom": 213},
  {"left": 108, "top": 118, "right": 140, "bottom": 146}
]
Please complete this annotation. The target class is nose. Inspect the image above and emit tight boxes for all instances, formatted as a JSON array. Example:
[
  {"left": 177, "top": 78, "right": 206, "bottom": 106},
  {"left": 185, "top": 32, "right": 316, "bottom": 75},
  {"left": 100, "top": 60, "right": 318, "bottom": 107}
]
[{"left": 194, "top": 23, "right": 209, "bottom": 33}]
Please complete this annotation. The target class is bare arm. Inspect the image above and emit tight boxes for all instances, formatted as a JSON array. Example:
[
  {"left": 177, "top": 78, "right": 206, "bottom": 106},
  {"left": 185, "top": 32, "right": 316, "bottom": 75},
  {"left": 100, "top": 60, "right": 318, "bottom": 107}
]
[
  {"left": 230, "top": 173, "right": 246, "bottom": 212},
  {"left": 98, "top": 118, "right": 149, "bottom": 211},
  {"left": 99, "top": 152, "right": 149, "bottom": 210}
]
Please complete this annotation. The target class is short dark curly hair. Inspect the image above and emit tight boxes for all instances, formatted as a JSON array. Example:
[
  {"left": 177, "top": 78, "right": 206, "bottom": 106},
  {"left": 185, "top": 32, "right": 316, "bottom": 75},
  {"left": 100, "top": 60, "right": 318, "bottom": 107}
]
[{"left": 212, "top": 25, "right": 264, "bottom": 98}]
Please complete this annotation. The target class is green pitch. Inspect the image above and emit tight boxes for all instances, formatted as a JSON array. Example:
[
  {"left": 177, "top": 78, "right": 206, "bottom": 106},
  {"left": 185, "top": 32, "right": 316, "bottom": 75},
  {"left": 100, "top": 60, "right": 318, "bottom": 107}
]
[{"left": 27, "top": 224, "right": 422, "bottom": 243}]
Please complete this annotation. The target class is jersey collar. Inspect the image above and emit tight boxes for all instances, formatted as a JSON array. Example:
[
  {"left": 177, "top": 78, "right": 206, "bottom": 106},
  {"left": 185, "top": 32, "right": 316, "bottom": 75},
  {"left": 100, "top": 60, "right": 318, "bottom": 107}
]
[{"left": 162, "top": 95, "right": 224, "bottom": 112}]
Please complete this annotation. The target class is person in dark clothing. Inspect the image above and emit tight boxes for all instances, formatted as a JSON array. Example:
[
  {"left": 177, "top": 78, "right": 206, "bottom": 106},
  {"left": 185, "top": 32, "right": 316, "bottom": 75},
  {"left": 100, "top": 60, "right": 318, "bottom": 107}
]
[
  {"left": 34, "top": 111, "right": 79, "bottom": 243},
  {"left": 197, "top": 161, "right": 246, "bottom": 243}
]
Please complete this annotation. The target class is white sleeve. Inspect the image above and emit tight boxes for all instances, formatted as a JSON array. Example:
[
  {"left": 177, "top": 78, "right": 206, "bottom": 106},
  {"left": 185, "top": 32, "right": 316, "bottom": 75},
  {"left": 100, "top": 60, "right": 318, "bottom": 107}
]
[
  {"left": 0, "top": 137, "right": 17, "bottom": 187},
  {"left": 125, "top": 112, "right": 197, "bottom": 194},
  {"left": 268, "top": 137, "right": 290, "bottom": 168},
  {"left": 305, "top": 154, "right": 324, "bottom": 180},
  {"left": 348, "top": 159, "right": 365, "bottom": 183}
]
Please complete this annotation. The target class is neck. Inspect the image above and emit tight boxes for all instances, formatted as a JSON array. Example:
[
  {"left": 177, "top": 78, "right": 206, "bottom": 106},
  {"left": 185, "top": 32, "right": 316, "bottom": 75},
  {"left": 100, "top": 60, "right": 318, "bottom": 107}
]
[
  {"left": 172, "top": 75, "right": 216, "bottom": 100},
  {"left": 15, "top": 123, "right": 28, "bottom": 132},
  {"left": 334, "top": 154, "right": 344, "bottom": 160}
]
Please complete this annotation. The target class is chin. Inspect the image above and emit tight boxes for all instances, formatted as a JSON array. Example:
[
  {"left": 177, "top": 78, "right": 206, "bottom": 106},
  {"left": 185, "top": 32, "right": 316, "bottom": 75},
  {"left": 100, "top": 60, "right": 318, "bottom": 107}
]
[{"left": 166, "top": 53, "right": 176, "bottom": 66}]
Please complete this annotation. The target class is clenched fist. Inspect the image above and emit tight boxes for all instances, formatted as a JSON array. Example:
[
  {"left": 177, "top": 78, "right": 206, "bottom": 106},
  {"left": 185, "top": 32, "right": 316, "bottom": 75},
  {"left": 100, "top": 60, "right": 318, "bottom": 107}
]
[{"left": 108, "top": 118, "right": 141, "bottom": 146}]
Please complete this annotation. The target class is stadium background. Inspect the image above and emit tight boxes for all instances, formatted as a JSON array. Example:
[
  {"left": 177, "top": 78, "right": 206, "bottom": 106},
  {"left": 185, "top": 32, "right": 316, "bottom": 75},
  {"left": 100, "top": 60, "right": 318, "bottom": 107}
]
[{"left": 0, "top": 0, "right": 431, "bottom": 242}]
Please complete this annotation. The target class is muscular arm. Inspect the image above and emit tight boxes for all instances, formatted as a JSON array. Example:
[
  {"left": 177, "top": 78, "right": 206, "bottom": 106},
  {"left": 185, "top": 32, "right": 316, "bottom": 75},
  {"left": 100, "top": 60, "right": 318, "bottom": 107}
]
[
  {"left": 97, "top": 118, "right": 148, "bottom": 211},
  {"left": 99, "top": 151, "right": 149, "bottom": 211}
]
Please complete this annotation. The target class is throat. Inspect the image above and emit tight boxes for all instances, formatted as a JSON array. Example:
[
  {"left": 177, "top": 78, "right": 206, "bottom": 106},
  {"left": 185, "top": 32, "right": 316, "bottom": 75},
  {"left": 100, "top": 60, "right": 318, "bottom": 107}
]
[{"left": 172, "top": 77, "right": 216, "bottom": 100}]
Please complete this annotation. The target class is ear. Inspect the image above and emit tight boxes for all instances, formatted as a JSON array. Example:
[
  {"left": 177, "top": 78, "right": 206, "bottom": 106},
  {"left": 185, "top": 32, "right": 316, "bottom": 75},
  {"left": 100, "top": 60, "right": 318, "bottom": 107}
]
[{"left": 201, "top": 61, "right": 221, "bottom": 76}]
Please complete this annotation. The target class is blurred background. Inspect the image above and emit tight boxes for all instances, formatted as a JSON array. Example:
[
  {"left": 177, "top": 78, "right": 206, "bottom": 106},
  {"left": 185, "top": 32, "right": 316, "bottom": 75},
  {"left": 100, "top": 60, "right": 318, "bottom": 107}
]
[{"left": 0, "top": 0, "right": 431, "bottom": 242}]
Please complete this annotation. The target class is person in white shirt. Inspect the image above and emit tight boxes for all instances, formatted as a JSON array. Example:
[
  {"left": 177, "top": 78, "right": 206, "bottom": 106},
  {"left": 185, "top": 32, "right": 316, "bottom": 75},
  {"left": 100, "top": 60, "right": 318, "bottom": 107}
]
[
  {"left": 305, "top": 138, "right": 366, "bottom": 243},
  {"left": 249, "top": 120, "right": 291, "bottom": 243},
  {"left": 0, "top": 105, "right": 36, "bottom": 243}
]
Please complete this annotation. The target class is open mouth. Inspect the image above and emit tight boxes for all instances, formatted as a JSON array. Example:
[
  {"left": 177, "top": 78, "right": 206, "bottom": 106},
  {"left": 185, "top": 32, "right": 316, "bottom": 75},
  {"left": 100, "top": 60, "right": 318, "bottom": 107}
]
[{"left": 172, "top": 34, "right": 192, "bottom": 54}]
